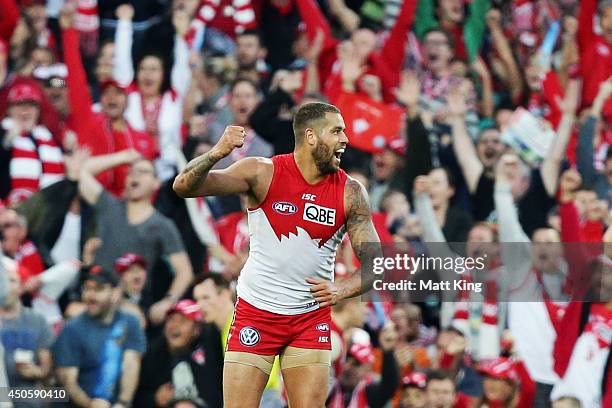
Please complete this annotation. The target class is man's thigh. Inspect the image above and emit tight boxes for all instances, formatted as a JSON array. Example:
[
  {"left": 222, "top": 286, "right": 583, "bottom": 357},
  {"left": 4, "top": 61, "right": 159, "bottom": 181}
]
[
  {"left": 280, "top": 349, "right": 331, "bottom": 408},
  {"left": 223, "top": 355, "right": 273, "bottom": 408}
]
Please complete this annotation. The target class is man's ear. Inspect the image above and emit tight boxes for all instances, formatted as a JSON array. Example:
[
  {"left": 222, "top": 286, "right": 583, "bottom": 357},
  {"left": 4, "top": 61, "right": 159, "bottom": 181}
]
[
  {"left": 305, "top": 128, "right": 317, "bottom": 146},
  {"left": 259, "top": 47, "right": 268, "bottom": 60}
]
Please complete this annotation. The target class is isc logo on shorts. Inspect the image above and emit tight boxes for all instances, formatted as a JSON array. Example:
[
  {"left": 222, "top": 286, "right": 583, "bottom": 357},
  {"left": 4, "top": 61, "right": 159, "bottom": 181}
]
[
  {"left": 303, "top": 203, "right": 336, "bottom": 226},
  {"left": 239, "top": 326, "right": 261, "bottom": 346},
  {"left": 273, "top": 201, "right": 298, "bottom": 215}
]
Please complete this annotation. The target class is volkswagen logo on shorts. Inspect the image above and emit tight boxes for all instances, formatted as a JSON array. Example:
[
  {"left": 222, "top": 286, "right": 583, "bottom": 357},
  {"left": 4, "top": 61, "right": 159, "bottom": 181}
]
[
  {"left": 272, "top": 201, "right": 298, "bottom": 215},
  {"left": 239, "top": 326, "right": 260, "bottom": 347}
]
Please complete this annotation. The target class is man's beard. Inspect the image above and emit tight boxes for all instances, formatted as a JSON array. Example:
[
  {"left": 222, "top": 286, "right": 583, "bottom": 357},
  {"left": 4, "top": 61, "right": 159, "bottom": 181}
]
[
  {"left": 312, "top": 142, "right": 337, "bottom": 175},
  {"left": 238, "top": 59, "right": 257, "bottom": 71}
]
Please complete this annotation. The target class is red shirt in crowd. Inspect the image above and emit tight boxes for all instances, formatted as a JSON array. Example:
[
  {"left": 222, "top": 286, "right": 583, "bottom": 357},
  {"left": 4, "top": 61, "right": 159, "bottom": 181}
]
[
  {"left": 14, "top": 240, "right": 45, "bottom": 283},
  {"left": 62, "top": 27, "right": 158, "bottom": 197},
  {"left": 579, "top": 0, "right": 612, "bottom": 111},
  {"left": 295, "top": 0, "right": 417, "bottom": 103}
]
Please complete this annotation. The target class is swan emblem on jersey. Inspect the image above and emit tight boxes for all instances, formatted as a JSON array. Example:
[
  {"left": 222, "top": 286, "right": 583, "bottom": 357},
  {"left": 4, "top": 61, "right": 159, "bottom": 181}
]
[{"left": 239, "top": 326, "right": 261, "bottom": 346}]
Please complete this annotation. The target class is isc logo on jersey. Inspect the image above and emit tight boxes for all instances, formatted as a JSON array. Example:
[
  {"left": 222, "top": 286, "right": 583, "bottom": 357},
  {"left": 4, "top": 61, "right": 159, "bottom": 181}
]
[
  {"left": 303, "top": 203, "right": 336, "bottom": 226},
  {"left": 272, "top": 201, "right": 298, "bottom": 215}
]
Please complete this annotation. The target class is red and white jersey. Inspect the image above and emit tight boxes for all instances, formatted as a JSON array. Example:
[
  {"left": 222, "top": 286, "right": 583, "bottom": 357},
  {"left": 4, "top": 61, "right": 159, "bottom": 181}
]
[{"left": 237, "top": 154, "right": 348, "bottom": 315}]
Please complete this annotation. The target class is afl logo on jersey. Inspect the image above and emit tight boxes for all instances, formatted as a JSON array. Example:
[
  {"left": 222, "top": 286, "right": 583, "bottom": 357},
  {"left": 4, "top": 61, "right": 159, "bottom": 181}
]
[
  {"left": 272, "top": 201, "right": 298, "bottom": 215},
  {"left": 239, "top": 326, "right": 260, "bottom": 346}
]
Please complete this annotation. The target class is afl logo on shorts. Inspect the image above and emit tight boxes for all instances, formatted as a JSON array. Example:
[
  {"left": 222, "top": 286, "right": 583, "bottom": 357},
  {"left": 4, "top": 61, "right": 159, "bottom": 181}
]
[
  {"left": 316, "top": 323, "right": 330, "bottom": 332},
  {"left": 272, "top": 201, "right": 298, "bottom": 215},
  {"left": 239, "top": 326, "right": 261, "bottom": 346}
]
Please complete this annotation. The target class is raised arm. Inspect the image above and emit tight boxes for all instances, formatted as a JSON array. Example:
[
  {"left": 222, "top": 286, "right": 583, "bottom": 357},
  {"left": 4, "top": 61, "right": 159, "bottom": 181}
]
[
  {"left": 541, "top": 79, "right": 578, "bottom": 196},
  {"left": 577, "top": 78, "right": 612, "bottom": 186},
  {"left": 494, "top": 154, "right": 533, "bottom": 291},
  {"left": 380, "top": 0, "right": 417, "bottom": 76},
  {"left": 463, "top": 0, "right": 490, "bottom": 62},
  {"left": 577, "top": 0, "right": 597, "bottom": 52},
  {"left": 447, "top": 84, "right": 483, "bottom": 193},
  {"left": 173, "top": 126, "right": 262, "bottom": 198},
  {"left": 0, "top": 0, "right": 19, "bottom": 43},
  {"left": 170, "top": 10, "right": 192, "bottom": 97},
  {"left": 79, "top": 149, "right": 142, "bottom": 205},
  {"left": 308, "top": 177, "right": 381, "bottom": 306},
  {"left": 60, "top": 4, "right": 94, "bottom": 130},
  {"left": 113, "top": 4, "right": 135, "bottom": 87},
  {"left": 486, "top": 9, "right": 523, "bottom": 103},
  {"left": 414, "top": 0, "right": 438, "bottom": 39}
]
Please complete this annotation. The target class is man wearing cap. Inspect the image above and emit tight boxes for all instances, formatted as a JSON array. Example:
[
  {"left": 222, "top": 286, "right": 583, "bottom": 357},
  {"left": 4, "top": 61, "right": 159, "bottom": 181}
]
[
  {"left": 114, "top": 253, "right": 148, "bottom": 325},
  {"left": 53, "top": 266, "right": 146, "bottom": 408},
  {"left": 399, "top": 372, "right": 427, "bottom": 408},
  {"left": 114, "top": 253, "right": 147, "bottom": 307},
  {"left": 0, "top": 82, "right": 65, "bottom": 205},
  {"left": 60, "top": 4, "right": 158, "bottom": 197},
  {"left": 475, "top": 357, "right": 536, "bottom": 408},
  {"left": 32, "top": 64, "right": 70, "bottom": 126},
  {"left": 134, "top": 300, "right": 223, "bottom": 408}
]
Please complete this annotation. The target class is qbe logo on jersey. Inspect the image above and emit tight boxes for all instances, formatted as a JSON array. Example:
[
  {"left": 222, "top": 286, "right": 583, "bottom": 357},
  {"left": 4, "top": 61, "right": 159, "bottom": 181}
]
[
  {"left": 239, "top": 326, "right": 260, "bottom": 347},
  {"left": 303, "top": 203, "right": 336, "bottom": 226}
]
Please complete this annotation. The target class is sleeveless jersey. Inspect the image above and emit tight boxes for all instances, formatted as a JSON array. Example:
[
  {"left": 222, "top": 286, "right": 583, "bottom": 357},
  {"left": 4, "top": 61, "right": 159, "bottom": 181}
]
[{"left": 236, "top": 153, "right": 348, "bottom": 315}]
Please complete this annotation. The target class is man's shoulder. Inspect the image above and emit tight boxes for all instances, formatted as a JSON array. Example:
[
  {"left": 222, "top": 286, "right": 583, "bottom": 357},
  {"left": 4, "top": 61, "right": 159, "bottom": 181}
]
[
  {"left": 59, "top": 313, "right": 90, "bottom": 335},
  {"left": 97, "top": 189, "right": 124, "bottom": 211},
  {"left": 115, "top": 309, "right": 142, "bottom": 327},
  {"left": 18, "top": 307, "right": 48, "bottom": 325}
]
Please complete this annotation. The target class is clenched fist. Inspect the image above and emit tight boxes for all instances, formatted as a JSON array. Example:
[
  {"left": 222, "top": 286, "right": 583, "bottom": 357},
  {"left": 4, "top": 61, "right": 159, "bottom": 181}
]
[
  {"left": 495, "top": 153, "right": 521, "bottom": 183},
  {"left": 413, "top": 175, "right": 431, "bottom": 196},
  {"left": 214, "top": 126, "right": 246, "bottom": 158}
]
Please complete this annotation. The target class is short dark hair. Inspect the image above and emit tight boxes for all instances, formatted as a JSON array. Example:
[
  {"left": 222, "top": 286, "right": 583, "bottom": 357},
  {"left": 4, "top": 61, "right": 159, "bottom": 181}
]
[
  {"left": 230, "top": 77, "right": 259, "bottom": 94},
  {"left": 426, "top": 370, "right": 456, "bottom": 388},
  {"left": 237, "top": 29, "right": 263, "bottom": 46},
  {"left": 423, "top": 28, "right": 455, "bottom": 50},
  {"left": 132, "top": 158, "right": 158, "bottom": 178},
  {"left": 292, "top": 102, "right": 340, "bottom": 145},
  {"left": 204, "top": 274, "right": 231, "bottom": 292}
]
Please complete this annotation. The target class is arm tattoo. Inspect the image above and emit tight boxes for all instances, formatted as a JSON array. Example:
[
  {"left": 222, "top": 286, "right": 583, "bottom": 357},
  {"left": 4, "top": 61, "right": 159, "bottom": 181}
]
[
  {"left": 346, "top": 179, "right": 379, "bottom": 259},
  {"left": 176, "top": 150, "right": 223, "bottom": 194},
  {"left": 343, "top": 178, "right": 381, "bottom": 298}
]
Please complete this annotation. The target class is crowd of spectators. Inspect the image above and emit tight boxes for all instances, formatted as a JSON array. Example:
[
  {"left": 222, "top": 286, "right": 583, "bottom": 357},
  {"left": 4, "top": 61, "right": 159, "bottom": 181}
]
[{"left": 0, "top": 0, "right": 612, "bottom": 407}]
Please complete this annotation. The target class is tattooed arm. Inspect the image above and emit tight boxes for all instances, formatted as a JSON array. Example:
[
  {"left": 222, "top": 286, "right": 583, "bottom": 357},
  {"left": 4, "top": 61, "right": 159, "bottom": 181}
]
[
  {"left": 173, "top": 125, "right": 266, "bottom": 198},
  {"left": 308, "top": 177, "right": 381, "bottom": 306}
]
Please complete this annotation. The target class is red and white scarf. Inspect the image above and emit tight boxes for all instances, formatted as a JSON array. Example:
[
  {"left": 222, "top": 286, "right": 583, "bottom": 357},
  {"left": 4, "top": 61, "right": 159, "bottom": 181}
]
[
  {"left": 185, "top": 0, "right": 257, "bottom": 47},
  {"left": 452, "top": 274, "right": 501, "bottom": 359},
  {"left": 2, "top": 119, "right": 64, "bottom": 205},
  {"left": 328, "top": 375, "right": 372, "bottom": 408}
]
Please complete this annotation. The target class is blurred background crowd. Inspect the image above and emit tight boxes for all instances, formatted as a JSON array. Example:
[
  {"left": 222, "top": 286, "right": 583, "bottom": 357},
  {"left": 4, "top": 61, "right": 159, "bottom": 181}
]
[{"left": 0, "top": 0, "right": 611, "bottom": 407}]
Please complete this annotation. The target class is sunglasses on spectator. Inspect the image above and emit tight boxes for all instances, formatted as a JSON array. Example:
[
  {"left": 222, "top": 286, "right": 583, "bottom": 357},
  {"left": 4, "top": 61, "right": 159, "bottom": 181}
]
[{"left": 44, "top": 77, "right": 66, "bottom": 89}]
